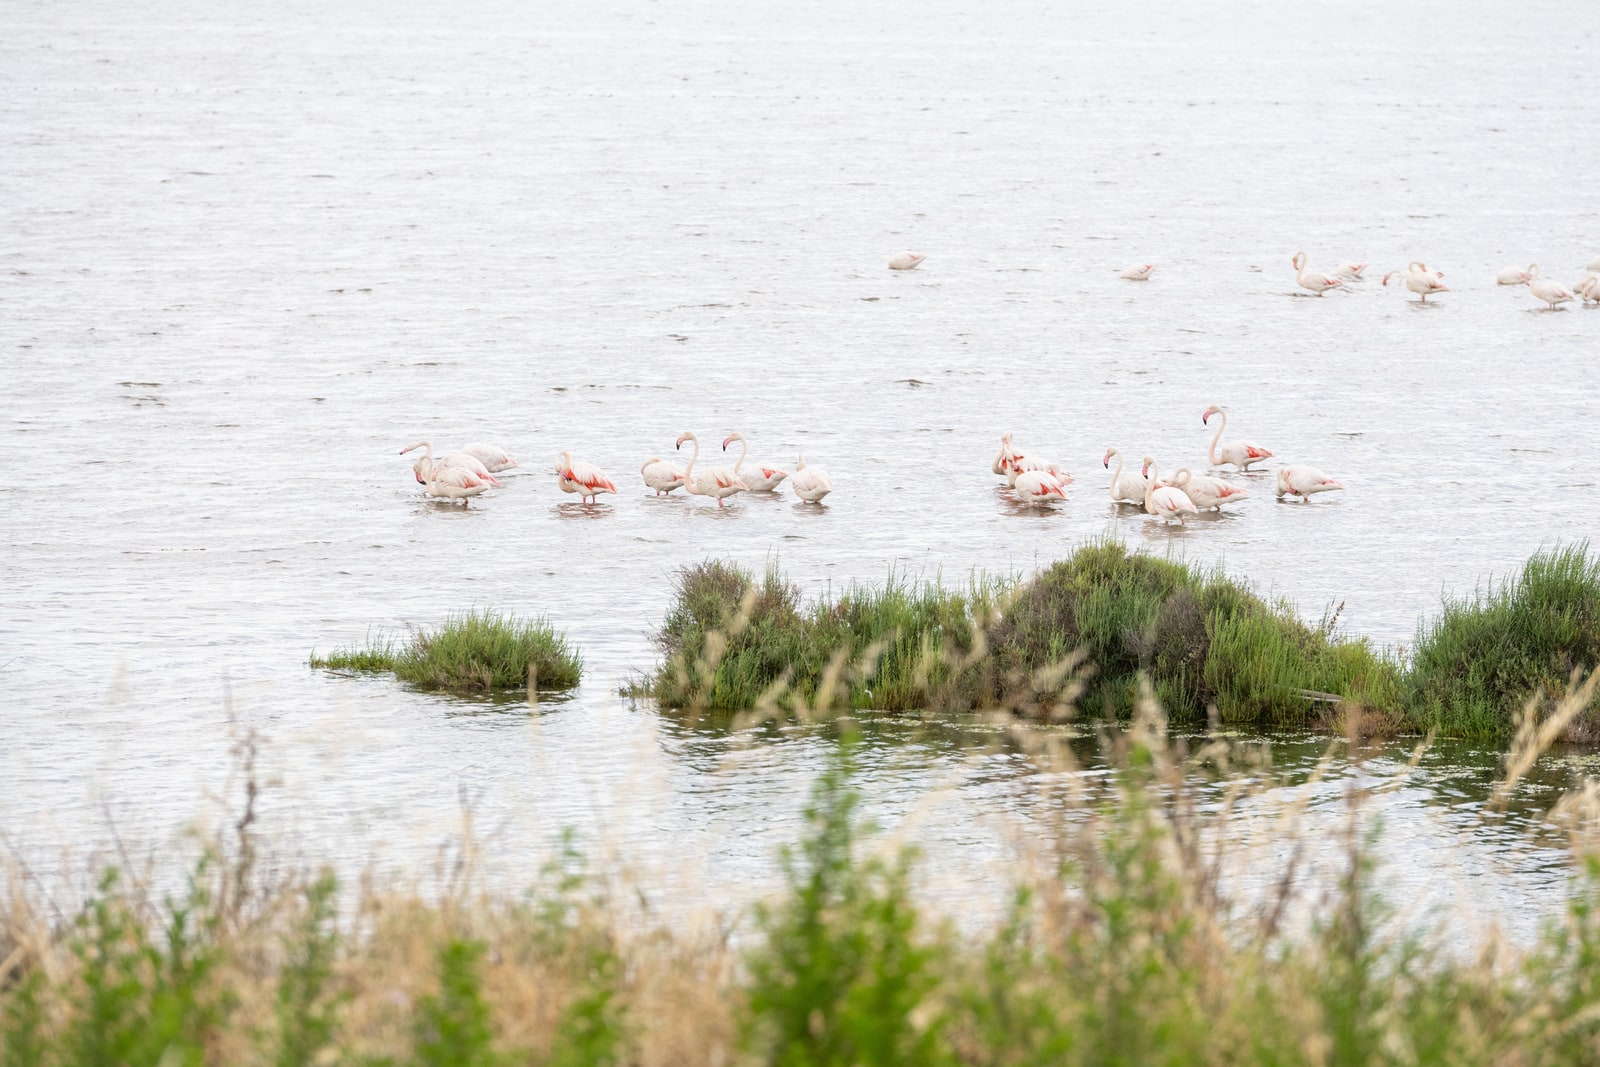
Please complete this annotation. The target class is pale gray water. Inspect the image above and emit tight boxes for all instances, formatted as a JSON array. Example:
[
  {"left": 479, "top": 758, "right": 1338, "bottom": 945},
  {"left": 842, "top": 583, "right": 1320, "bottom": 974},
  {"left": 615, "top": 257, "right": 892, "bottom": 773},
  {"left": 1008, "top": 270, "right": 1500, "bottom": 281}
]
[{"left": 3, "top": 0, "right": 1599, "bottom": 935}]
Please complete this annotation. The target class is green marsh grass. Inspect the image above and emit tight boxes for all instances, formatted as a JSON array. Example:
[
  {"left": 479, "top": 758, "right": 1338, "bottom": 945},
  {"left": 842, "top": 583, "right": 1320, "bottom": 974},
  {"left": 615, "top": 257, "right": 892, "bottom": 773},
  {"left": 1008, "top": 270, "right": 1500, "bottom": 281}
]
[
  {"left": 647, "top": 540, "right": 1402, "bottom": 729},
  {"left": 9, "top": 673, "right": 1600, "bottom": 1064},
  {"left": 311, "top": 609, "right": 582, "bottom": 693}
]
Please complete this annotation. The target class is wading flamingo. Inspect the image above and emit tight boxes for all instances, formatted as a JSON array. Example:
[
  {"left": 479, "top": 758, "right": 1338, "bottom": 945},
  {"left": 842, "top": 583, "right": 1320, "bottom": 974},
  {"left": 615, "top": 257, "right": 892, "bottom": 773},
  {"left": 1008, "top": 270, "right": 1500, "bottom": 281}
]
[
  {"left": 888, "top": 251, "right": 926, "bottom": 270},
  {"left": 400, "top": 443, "right": 496, "bottom": 504},
  {"left": 1572, "top": 271, "right": 1597, "bottom": 295},
  {"left": 993, "top": 433, "right": 1024, "bottom": 481},
  {"left": 401, "top": 442, "right": 502, "bottom": 488},
  {"left": 1382, "top": 263, "right": 1450, "bottom": 303},
  {"left": 1201, "top": 406, "right": 1273, "bottom": 471},
  {"left": 1526, "top": 265, "right": 1574, "bottom": 310},
  {"left": 640, "top": 457, "right": 686, "bottom": 495},
  {"left": 1275, "top": 465, "right": 1344, "bottom": 502},
  {"left": 676, "top": 432, "right": 747, "bottom": 507},
  {"left": 1169, "top": 468, "right": 1250, "bottom": 510},
  {"left": 1103, "top": 447, "right": 1149, "bottom": 505},
  {"left": 1579, "top": 276, "right": 1600, "bottom": 306},
  {"left": 722, "top": 432, "right": 788, "bottom": 491},
  {"left": 1013, "top": 469, "right": 1068, "bottom": 506},
  {"left": 556, "top": 450, "right": 617, "bottom": 504},
  {"left": 1497, "top": 263, "right": 1537, "bottom": 286},
  {"left": 790, "top": 455, "right": 832, "bottom": 503},
  {"left": 460, "top": 443, "right": 516, "bottom": 473},
  {"left": 1292, "top": 252, "right": 1345, "bottom": 296},
  {"left": 1330, "top": 261, "right": 1368, "bottom": 281},
  {"left": 1140, "top": 458, "right": 1199, "bottom": 524},
  {"left": 1118, "top": 263, "right": 1156, "bottom": 280}
]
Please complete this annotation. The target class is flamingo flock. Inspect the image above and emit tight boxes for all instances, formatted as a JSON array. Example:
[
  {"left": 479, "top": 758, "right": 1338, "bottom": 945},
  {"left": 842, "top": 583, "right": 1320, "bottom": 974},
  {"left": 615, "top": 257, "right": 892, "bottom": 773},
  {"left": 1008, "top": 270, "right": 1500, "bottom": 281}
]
[
  {"left": 398, "top": 433, "right": 831, "bottom": 508},
  {"left": 998, "top": 405, "right": 1343, "bottom": 526}
]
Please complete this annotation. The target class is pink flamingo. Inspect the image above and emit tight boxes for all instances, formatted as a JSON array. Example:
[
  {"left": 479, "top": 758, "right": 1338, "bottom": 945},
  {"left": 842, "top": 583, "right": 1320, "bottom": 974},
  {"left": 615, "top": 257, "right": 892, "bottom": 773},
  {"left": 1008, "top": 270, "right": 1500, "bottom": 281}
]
[
  {"left": 1292, "top": 252, "right": 1345, "bottom": 296},
  {"left": 401, "top": 442, "right": 502, "bottom": 489},
  {"left": 556, "top": 450, "right": 617, "bottom": 503},
  {"left": 1140, "top": 458, "right": 1199, "bottom": 525},
  {"left": 722, "top": 432, "right": 788, "bottom": 491},
  {"left": 790, "top": 455, "right": 832, "bottom": 503},
  {"left": 1201, "top": 406, "right": 1273, "bottom": 471},
  {"left": 1275, "top": 465, "right": 1344, "bottom": 502},
  {"left": 1013, "top": 469, "right": 1068, "bottom": 506},
  {"left": 676, "top": 432, "right": 747, "bottom": 507},
  {"left": 1169, "top": 468, "right": 1249, "bottom": 510},
  {"left": 641, "top": 457, "right": 686, "bottom": 495}
]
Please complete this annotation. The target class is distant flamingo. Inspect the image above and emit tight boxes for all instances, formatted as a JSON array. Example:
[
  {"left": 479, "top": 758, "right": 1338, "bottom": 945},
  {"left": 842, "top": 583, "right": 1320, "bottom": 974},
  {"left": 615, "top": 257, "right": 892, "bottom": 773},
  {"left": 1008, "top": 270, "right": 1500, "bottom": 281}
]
[
  {"left": 1589, "top": 256, "right": 1600, "bottom": 272},
  {"left": 400, "top": 443, "right": 496, "bottom": 504},
  {"left": 676, "top": 432, "right": 747, "bottom": 507},
  {"left": 1118, "top": 263, "right": 1156, "bottom": 281},
  {"left": 1201, "top": 406, "right": 1273, "bottom": 471},
  {"left": 1580, "top": 276, "right": 1600, "bottom": 306},
  {"left": 790, "top": 455, "right": 832, "bottom": 503},
  {"left": 1497, "top": 263, "right": 1536, "bottom": 286},
  {"left": 1572, "top": 271, "right": 1597, "bottom": 295},
  {"left": 1013, "top": 469, "right": 1068, "bottom": 505},
  {"left": 1169, "top": 468, "right": 1250, "bottom": 510},
  {"left": 556, "top": 450, "right": 617, "bottom": 504},
  {"left": 1292, "top": 252, "right": 1345, "bottom": 296},
  {"left": 1330, "top": 261, "right": 1368, "bottom": 280},
  {"left": 1103, "top": 447, "right": 1148, "bottom": 505},
  {"left": 722, "top": 432, "right": 788, "bottom": 491},
  {"left": 1382, "top": 263, "right": 1450, "bottom": 303},
  {"left": 1275, "top": 465, "right": 1344, "bottom": 502},
  {"left": 992, "top": 434, "right": 1015, "bottom": 479},
  {"left": 641, "top": 457, "right": 686, "bottom": 495},
  {"left": 888, "top": 251, "right": 926, "bottom": 270},
  {"left": 400, "top": 442, "right": 502, "bottom": 488},
  {"left": 1140, "top": 458, "right": 1199, "bottom": 524},
  {"left": 1526, "top": 265, "right": 1575, "bottom": 310}
]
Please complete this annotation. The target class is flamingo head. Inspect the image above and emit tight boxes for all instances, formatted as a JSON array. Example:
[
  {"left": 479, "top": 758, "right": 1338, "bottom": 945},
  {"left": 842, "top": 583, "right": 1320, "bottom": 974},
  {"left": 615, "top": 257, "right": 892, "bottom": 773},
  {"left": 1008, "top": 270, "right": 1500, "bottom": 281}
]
[
  {"left": 1102, "top": 449, "right": 1113, "bottom": 468},
  {"left": 675, "top": 432, "right": 693, "bottom": 450},
  {"left": 1292, "top": 251, "right": 1305, "bottom": 270},
  {"left": 1202, "top": 405, "right": 1220, "bottom": 424},
  {"left": 721, "top": 432, "right": 742, "bottom": 450},
  {"left": 400, "top": 441, "right": 429, "bottom": 456},
  {"left": 1382, "top": 271, "right": 1398, "bottom": 286}
]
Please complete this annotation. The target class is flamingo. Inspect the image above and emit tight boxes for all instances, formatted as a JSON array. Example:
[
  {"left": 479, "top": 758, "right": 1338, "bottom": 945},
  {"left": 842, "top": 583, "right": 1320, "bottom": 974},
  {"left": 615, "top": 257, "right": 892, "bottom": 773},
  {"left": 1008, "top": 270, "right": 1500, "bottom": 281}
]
[
  {"left": 400, "top": 442, "right": 502, "bottom": 489},
  {"left": 641, "top": 457, "right": 686, "bottom": 495},
  {"left": 1118, "top": 263, "right": 1156, "bottom": 281},
  {"left": 1201, "top": 406, "right": 1273, "bottom": 471},
  {"left": 1497, "top": 263, "right": 1537, "bottom": 286},
  {"left": 676, "top": 432, "right": 747, "bottom": 507},
  {"left": 993, "top": 433, "right": 1023, "bottom": 481},
  {"left": 1589, "top": 256, "right": 1600, "bottom": 272},
  {"left": 1330, "top": 261, "right": 1368, "bottom": 281},
  {"left": 995, "top": 436, "right": 1067, "bottom": 488},
  {"left": 1579, "top": 276, "right": 1600, "bottom": 306},
  {"left": 556, "top": 450, "right": 617, "bottom": 504},
  {"left": 1572, "top": 271, "right": 1597, "bottom": 295},
  {"left": 888, "top": 251, "right": 926, "bottom": 270},
  {"left": 1103, "top": 447, "right": 1149, "bottom": 505},
  {"left": 1140, "top": 458, "right": 1199, "bottom": 525},
  {"left": 1168, "top": 468, "right": 1249, "bottom": 510},
  {"left": 790, "top": 455, "right": 832, "bottom": 503},
  {"left": 400, "top": 443, "right": 496, "bottom": 504},
  {"left": 1292, "top": 252, "right": 1345, "bottom": 296},
  {"left": 1013, "top": 469, "right": 1067, "bottom": 506},
  {"left": 1382, "top": 263, "right": 1450, "bottom": 303},
  {"left": 1276, "top": 465, "right": 1344, "bottom": 502},
  {"left": 458, "top": 443, "right": 516, "bottom": 473},
  {"left": 722, "top": 432, "right": 788, "bottom": 491},
  {"left": 1525, "top": 265, "right": 1574, "bottom": 310}
]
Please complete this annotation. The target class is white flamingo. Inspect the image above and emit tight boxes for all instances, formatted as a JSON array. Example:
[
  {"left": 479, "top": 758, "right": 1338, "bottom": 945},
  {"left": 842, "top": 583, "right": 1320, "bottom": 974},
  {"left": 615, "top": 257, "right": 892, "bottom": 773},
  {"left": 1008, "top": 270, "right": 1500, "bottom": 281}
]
[
  {"left": 1292, "top": 252, "right": 1345, "bottom": 296},
  {"left": 1330, "top": 261, "right": 1368, "bottom": 281},
  {"left": 400, "top": 443, "right": 496, "bottom": 504},
  {"left": 556, "top": 450, "right": 617, "bottom": 504},
  {"left": 790, "top": 455, "right": 832, "bottom": 503},
  {"left": 641, "top": 457, "right": 686, "bottom": 495},
  {"left": 993, "top": 433, "right": 1022, "bottom": 481},
  {"left": 1103, "top": 447, "right": 1149, "bottom": 505},
  {"left": 1276, "top": 465, "right": 1344, "bottom": 502},
  {"left": 722, "top": 432, "right": 788, "bottom": 491},
  {"left": 888, "top": 251, "right": 926, "bottom": 270},
  {"left": 1118, "top": 263, "right": 1156, "bottom": 281},
  {"left": 1201, "top": 406, "right": 1274, "bottom": 471},
  {"left": 1169, "top": 468, "right": 1250, "bottom": 510},
  {"left": 676, "top": 432, "right": 747, "bottom": 507},
  {"left": 1572, "top": 271, "right": 1598, "bottom": 295},
  {"left": 1525, "top": 265, "right": 1574, "bottom": 310},
  {"left": 1579, "top": 276, "right": 1600, "bottom": 306},
  {"left": 1013, "top": 469, "right": 1067, "bottom": 506},
  {"left": 1382, "top": 262, "right": 1450, "bottom": 303},
  {"left": 1497, "top": 263, "right": 1537, "bottom": 286},
  {"left": 1140, "top": 458, "right": 1199, "bottom": 525},
  {"left": 400, "top": 442, "right": 502, "bottom": 489},
  {"left": 459, "top": 443, "right": 516, "bottom": 473}
]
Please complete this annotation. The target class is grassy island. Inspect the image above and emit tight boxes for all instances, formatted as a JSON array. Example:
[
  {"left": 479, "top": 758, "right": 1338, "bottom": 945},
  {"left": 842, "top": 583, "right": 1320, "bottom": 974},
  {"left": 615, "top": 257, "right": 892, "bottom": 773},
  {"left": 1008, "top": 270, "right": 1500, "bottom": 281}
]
[{"left": 312, "top": 609, "right": 581, "bottom": 693}]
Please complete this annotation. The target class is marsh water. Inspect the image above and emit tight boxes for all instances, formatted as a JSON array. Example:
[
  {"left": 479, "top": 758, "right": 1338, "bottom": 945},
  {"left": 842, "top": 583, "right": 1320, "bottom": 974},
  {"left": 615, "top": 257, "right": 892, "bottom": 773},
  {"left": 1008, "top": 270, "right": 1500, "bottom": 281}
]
[{"left": 5, "top": 0, "right": 1600, "bottom": 937}]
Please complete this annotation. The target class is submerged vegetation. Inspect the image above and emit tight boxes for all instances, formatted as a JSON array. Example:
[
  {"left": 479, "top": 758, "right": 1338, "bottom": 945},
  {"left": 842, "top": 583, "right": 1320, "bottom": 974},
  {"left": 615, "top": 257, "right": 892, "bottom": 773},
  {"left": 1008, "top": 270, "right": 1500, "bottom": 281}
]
[
  {"left": 646, "top": 541, "right": 1600, "bottom": 741},
  {"left": 8, "top": 681, "right": 1600, "bottom": 1064},
  {"left": 648, "top": 540, "right": 1401, "bottom": 730},
  {"left": 311, "top": 608, "right": 581, "bottom": 693}
]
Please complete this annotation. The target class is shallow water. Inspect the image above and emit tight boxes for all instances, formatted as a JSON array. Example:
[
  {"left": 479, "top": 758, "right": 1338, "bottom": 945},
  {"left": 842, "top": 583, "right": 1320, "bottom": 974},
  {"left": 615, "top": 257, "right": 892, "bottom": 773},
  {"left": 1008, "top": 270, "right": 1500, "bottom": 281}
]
[{"left": 4, "top": 0, "right": 1599, "bottom": 937}]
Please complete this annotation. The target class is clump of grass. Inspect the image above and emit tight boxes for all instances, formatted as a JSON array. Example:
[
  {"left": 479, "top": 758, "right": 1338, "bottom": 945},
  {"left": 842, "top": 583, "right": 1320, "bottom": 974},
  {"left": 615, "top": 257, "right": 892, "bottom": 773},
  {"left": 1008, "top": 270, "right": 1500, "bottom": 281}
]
[
  {"left": 1409, "top": 543, "right": 1600, "bottom": 740},
  {"left": 647, "top": 541, "right": 1401, "bottom": 728},
  {"left": 312, "top": 609, "right": 581, "bottom": 693}
]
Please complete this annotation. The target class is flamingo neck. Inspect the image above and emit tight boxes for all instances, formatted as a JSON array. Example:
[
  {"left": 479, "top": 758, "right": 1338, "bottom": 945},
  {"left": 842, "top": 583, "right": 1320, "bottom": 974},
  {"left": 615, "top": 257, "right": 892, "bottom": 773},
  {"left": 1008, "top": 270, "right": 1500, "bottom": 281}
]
[
  {"left": 681, "top": 437, "right": 701, "bottom": 484},
  {"left": 1207, "top": 413, "right": 1226, "bottom": 464},
  {"left": 1107, "top": 450, "right": 1124, "bottom": 486},
  {"left": 730, "top": 436, "right": 748, "bottom": 474},
  {"left": 1143, "top": 464, "right": 1160, "bottom": 509}
]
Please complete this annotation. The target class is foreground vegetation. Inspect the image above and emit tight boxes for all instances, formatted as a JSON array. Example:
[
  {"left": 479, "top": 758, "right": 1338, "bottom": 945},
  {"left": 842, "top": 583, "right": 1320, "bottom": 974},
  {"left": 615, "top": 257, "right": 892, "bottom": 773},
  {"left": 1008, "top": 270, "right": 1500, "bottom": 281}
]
[
  {"left": 646, "top": 541, "right": 1600, "bottom": 741},
  {"left": 6, "top": 679, "right": 1600, "bottom": 1065},
  {"left": 311, "top": 609, "right": 582, "bottom": 693}
]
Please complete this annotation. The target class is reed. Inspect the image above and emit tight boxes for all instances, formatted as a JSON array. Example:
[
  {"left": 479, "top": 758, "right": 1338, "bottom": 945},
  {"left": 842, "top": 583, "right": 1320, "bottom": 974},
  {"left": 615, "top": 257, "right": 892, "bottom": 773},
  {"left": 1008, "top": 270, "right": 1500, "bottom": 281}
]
[
  {"left": 1409, "top": 543, "right": 1600, "bottom": 740},
  {"left": 311, "top": 609, "right": 582, "bottom": 693},
  {"left": 7, "top": 675, "right": 1600, "bottom": 1065}
]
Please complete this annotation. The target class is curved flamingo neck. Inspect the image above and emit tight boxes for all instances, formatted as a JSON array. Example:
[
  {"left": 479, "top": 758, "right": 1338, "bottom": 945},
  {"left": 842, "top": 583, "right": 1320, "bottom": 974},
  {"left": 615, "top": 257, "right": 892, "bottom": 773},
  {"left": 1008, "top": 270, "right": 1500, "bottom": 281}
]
[
  {"left": 1206, "top": 412, "right": 1226, "bottom": 464},
  {"left": 729, "top": 435, "right": 749, "bottom": 474},
  {"left": 1107, "top": 449, "right": 1124, "bottom": 486},
  {"left": 1143, "top": 463, "right": 1160, "bottom": 509},
  {"left": 681, "top": 436, "right": 701, "bottom": 484}
]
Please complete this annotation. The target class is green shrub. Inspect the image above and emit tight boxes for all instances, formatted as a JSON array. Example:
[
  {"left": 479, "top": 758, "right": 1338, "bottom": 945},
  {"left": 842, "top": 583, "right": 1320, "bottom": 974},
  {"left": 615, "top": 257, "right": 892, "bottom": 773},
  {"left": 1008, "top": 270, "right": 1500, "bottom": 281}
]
[
  {"left": 1409, "top": 543, "right": 1600, "bottom": 739},
  {"left": 313, "top": 609, "right": 582, "bottom": 693}
]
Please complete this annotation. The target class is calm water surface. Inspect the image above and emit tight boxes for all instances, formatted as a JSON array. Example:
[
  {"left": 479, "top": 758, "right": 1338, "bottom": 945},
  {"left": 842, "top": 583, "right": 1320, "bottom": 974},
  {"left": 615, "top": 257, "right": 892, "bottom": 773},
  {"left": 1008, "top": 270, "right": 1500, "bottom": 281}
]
[{"left": 4, "top": 0, "right": 1599, "bottom": 937}]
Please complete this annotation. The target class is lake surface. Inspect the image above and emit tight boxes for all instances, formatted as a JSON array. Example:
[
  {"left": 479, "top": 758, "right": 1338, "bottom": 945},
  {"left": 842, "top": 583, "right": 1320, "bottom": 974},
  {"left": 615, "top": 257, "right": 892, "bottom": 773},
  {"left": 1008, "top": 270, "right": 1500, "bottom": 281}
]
[{"left": 4, "top": 0, "right": 1599, "bottom": 938}]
